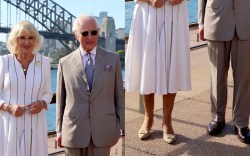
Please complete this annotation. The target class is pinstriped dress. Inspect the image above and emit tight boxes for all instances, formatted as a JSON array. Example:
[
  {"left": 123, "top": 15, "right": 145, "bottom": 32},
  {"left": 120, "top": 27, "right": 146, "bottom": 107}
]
[
  {"left": 125, "top": 0, "right": 191, "bottom": 95},
  {"left": 0, "top": 54, "right": 53, "bottom": 156}
]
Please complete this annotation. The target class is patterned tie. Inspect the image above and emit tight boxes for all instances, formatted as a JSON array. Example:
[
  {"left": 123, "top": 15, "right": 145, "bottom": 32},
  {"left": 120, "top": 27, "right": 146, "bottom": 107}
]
[{"left": 85, "top": 53, "right": 94, "bottom": 91}]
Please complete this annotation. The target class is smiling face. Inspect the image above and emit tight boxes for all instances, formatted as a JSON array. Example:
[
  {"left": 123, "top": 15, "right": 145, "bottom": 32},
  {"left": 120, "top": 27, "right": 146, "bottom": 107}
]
[
  {"left": 16, "top": 31, "right": 35, "bottom": 55},
  {"left": 75, "top": 17, "right": 99, "bottom": 53}
]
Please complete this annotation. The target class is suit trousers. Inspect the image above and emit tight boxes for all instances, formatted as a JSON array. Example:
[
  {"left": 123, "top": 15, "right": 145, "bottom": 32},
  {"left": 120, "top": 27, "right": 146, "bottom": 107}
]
[
  {"left": 64, "top": 140, "right": 111, "bottom": 156},
  {"left": 207, "top": 33, "right": 250, "bottom": 128}
]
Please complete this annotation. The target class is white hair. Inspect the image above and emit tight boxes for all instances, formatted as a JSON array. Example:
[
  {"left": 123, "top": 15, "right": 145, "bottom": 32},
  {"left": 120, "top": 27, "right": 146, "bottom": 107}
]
[{"left": 72, "top": 14, "right": 99, "bottom": 34}]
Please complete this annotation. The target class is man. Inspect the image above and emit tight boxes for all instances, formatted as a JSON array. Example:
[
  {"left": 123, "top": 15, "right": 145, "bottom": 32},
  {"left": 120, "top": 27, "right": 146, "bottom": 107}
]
[
  {"left": 56, "top": 15, "right": 125, "bottom": 155},
  {"left": 198, "top": 0, "right": 250, "bottom": 144}
]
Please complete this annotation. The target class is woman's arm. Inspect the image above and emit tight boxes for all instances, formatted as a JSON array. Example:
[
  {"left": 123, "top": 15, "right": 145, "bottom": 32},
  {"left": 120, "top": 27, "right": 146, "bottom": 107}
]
[
  {"left": 27, "top": 57, "right": 53, "bottom": 114},
  {"left": 40, "top": 57, "right": 53, "bottom": 108}
]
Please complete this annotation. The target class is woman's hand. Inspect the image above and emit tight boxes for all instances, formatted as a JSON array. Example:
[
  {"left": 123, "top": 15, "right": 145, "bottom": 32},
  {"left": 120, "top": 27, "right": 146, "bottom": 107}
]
[
  {"left": 6, "top": 104, "right": 25, "bottom": 116},
  {"left": 147, "top": 0, "right": 166, "bottom": 8},
  {"left": 169, "top": 0, "right": 184, "bottom": 6},
  {"left": 27, "top": 101, "right": 44, "bottom": 114}
]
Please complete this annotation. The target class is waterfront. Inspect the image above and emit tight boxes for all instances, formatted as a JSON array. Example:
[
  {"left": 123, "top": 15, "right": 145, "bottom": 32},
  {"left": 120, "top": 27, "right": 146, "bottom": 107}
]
[
  {"left": 125, "top": 0, "right": 198, "bottom": 35},
  {"left": 46, "top": 69, "right": 57, "bottom": 131}
]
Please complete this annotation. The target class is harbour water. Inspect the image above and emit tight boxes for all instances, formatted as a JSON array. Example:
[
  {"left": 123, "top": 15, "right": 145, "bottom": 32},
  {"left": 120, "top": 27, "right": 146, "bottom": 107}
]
[
  {"left": 125, "top": 0, "right": 198, "bottom": 35},
  {"left": 46, "top": 0, "right": 198, "bottom": 131},
  {"left": 46, "top": 70, "right": 57, "bottom": 131}
]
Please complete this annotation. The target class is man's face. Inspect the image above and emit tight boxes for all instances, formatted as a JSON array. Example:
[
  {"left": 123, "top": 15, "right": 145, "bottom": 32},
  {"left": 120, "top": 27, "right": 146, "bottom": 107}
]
[{"left": 76, "top": 20, "right": 99, "bottom": 52}]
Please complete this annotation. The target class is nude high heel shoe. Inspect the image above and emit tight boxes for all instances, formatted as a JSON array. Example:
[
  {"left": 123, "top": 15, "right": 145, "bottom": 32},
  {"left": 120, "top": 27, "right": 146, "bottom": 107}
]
[
  {"left": 163, "top": 132, "right": 175, "bottom": 144},
  {"left": 138, "top": 129, "right": 151, "bottom": 140},
  {"left": 162, "top": 124, "right": 175, "bottom": 144},
  {"left": 138, "top": 120, "right": 153, "bottom": 140}
]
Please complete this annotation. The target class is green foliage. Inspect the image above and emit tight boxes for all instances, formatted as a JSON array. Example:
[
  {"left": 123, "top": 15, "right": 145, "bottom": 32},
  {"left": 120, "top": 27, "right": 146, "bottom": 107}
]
[
  {"left": 116, "top": 50, "right": 125, "bottom": 69},
  {"left": 51, "top": 48, "right": 71, "bottom": 64}
]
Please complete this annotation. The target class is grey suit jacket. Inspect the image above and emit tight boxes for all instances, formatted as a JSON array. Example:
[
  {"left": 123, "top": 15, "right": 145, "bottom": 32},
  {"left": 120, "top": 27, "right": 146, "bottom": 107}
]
[
  {"left": 198, "top": 0, "right": 250, "bottom": 41},
  {"left": 56, "top": 46, "right": 125, "bottom": 148}
]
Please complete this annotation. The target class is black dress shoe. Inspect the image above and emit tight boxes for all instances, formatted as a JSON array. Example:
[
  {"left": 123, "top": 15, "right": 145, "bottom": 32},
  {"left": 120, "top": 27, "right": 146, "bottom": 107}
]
[
  {"left": 235, "top": 127, "right": 250, "bottom": 144},
  {"left": 207, "top": 121, "right": 225, "bottom": 135}
]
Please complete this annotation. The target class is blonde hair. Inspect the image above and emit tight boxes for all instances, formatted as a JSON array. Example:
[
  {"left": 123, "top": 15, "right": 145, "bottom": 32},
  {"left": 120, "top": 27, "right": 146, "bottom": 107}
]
[
  {"left": 6, "top": 20, "right": 44, "bottom": 54},
  {"left": 72, "top": 14, "right": 99, "bottom": 35}
]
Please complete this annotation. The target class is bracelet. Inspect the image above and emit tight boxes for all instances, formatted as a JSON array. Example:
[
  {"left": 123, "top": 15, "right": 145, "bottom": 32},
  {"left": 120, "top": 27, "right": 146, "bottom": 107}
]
[
  {"left": 39, "top": 100, "right": 44, "bottom": 109},
  {"left": 40, "top": 100, "right": 47, "bottom": 110}
]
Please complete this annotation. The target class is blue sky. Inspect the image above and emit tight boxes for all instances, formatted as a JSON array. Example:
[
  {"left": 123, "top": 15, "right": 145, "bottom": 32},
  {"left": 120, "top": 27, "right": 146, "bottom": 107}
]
[{"left": 0, "top": 0, "right": 125, "bottom": 42}]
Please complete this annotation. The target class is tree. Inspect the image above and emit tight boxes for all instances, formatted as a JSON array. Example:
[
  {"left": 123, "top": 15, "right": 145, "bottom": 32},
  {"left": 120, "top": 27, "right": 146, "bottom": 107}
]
[
  {"left": 116, "top": 50, "right": 125, "bottom": 69},
  {"left": 51, "top": 48, "right": 71, "bottom": 64}
]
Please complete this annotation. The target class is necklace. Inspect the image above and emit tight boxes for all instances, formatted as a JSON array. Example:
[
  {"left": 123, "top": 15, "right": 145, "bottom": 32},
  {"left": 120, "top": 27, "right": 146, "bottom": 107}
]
[{"left": 15, "top": 54, "right": 34, "bottom": 71}]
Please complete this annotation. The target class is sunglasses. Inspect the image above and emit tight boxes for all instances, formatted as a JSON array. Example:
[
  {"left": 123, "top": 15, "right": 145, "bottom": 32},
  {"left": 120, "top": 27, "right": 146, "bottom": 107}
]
[{"left": 81, "top": 30, "right": 98, "bottom": 37}]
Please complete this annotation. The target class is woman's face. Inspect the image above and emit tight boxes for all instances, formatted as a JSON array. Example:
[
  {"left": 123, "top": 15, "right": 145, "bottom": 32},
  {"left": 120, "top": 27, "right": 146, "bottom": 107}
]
[{"left": 17, "top": 31, "right": 35, "bottom": 55}]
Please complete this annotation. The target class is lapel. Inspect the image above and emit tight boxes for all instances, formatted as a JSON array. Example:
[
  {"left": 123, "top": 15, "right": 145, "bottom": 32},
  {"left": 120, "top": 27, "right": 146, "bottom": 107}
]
[
  {"left": 72, "top": 49, "right": 88, "bottom": 85},
  {"left": 92, "top": 46, "right": 105, "bottom": 88}
]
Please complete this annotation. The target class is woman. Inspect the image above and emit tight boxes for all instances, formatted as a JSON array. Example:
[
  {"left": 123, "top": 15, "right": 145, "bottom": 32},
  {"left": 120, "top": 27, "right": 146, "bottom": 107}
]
[
  {"left": 0, "top": 20, "right": 53, "bottom": 156},
  {"left": 125, "top": 0, "right": 191, "bottom": 144}
]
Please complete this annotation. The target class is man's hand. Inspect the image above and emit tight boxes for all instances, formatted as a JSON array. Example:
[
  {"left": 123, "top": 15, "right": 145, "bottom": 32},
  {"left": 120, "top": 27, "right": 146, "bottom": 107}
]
[
  {"left": 199, "top": 27, "right": 206, "bottom": 41},
  {"left": 57, "top": 135, "right": 64, "bottom": 148}
]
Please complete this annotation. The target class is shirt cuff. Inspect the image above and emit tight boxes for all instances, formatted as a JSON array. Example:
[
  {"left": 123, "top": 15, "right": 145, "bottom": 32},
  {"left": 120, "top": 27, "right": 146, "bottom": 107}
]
[
  {"left": 57, "top": 131, "right": 62, "bottom": 136},
  {"left": 199, "top": 23, "right": 204, "bottom": 29}
]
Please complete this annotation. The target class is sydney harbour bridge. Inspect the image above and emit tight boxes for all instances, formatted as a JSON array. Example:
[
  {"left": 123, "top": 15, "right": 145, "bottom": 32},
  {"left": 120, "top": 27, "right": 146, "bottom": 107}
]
[{"left": 0, "top": 0, "right": 125, "bottom": 51}]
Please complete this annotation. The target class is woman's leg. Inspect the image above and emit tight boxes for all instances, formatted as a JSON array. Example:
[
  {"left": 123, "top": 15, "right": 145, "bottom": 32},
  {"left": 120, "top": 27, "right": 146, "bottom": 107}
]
[
  {"left": 138, "top": 93, "right": 154, "bottom": 139},
  {"left": 142, "top": 93, "right": 154, "bottom": 129},
  {"left": 162, "top": 93, "right": 176, "bottom": 134}
]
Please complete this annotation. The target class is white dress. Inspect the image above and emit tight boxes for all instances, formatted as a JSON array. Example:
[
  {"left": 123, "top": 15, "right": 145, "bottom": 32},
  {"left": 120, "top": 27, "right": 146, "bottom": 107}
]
[
  {"left": 125, "top": 0, "right": 191, "bottom": 95},
  {"left": 0, "top": 54, "right": 53, "bottom": 156}
]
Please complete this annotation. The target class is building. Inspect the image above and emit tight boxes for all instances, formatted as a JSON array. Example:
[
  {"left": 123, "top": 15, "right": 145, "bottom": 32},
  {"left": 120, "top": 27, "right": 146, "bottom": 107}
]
[
  {"left": 116, "top": 28, "right": 125, "bottom": 39},
  {"left": 100, "top": 16, "right": 116, "bottom": 52}
]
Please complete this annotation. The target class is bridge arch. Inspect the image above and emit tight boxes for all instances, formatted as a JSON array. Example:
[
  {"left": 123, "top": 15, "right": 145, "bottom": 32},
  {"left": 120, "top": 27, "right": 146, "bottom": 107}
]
[{"left": 2, "top": 0, "right": 78, "bottom": 50}]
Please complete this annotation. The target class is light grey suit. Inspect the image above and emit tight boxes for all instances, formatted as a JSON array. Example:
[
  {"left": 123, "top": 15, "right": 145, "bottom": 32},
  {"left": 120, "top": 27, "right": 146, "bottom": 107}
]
[
  {"left": 198, "top": 0, "right": 250, "bottom": 128},
  {"left": 56, "top": 46, "right": 125, "bottom": 149},
  {"left": 198, "top": 0, "right": 250, "bottom": 41}
]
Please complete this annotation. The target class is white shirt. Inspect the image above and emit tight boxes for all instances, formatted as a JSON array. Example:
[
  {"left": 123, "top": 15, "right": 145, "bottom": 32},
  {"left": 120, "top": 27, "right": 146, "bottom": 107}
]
[{"left": 80, "top": 47, "right": 97, "bottom": 67}]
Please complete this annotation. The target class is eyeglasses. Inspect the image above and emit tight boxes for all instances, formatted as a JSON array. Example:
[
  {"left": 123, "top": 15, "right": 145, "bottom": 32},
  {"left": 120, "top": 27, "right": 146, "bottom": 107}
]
[{"left": 81, "top": 30, "right": 98, "bottom": 37}]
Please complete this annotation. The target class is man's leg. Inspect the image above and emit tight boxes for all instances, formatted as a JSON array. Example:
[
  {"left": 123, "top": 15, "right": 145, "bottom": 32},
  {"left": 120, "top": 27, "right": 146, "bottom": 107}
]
[
  {"left": 231, "top": 34, "right": 250, "bottom": 144},
  {"left": 231, "top": 35, "right": 250, "bottom": 128},
  {"left": 207, "top": 40, "right": 231, "bottom": 135},
  {"left": 65, "top": 147, "right": 87, "bottom": 156},
  {"left": 87, "top": 140, "right": 111, "bottom": 156}
]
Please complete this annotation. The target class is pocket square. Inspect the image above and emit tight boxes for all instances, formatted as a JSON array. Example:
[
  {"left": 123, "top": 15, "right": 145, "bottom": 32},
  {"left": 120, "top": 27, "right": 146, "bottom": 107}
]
[{"left": 104, "top": 65, "right": 113, "bottom": 72}]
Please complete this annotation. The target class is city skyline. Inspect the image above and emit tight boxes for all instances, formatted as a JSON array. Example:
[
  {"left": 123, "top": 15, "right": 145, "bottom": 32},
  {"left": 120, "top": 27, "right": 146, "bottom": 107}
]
[{"left": 0, "top": 0, "right": 125, "bottom": 42}]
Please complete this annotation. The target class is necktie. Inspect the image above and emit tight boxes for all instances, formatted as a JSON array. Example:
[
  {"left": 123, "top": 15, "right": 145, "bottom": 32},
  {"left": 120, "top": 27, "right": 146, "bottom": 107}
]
[{"left": 85, "top": 53, "right": 94, "bottom": 91}]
